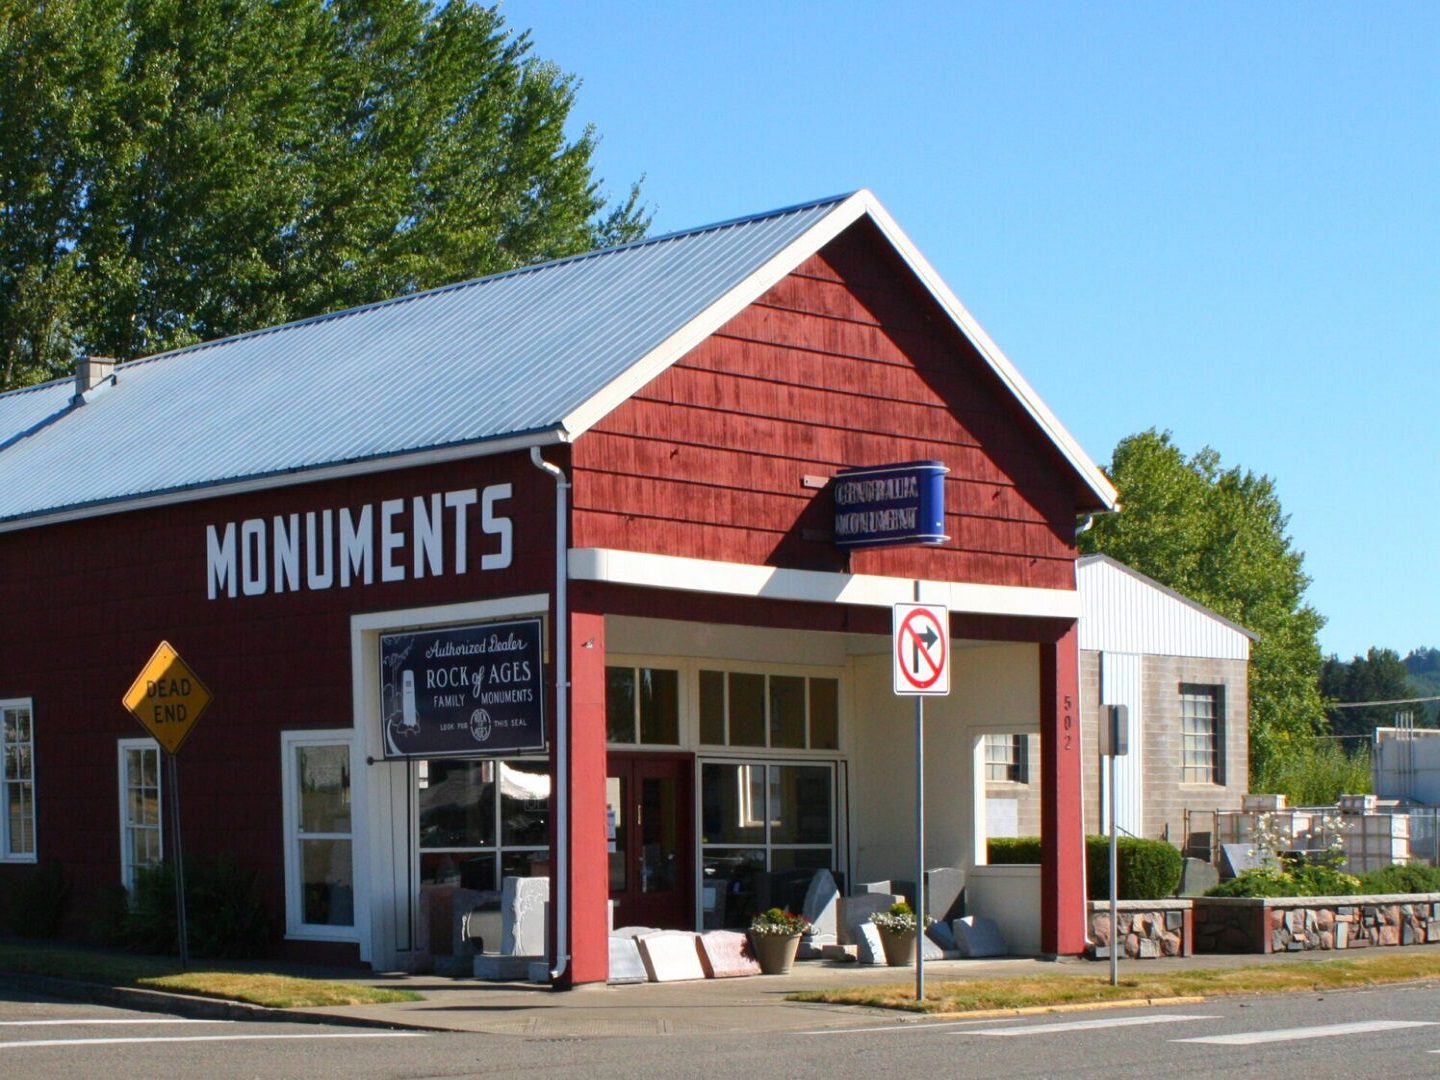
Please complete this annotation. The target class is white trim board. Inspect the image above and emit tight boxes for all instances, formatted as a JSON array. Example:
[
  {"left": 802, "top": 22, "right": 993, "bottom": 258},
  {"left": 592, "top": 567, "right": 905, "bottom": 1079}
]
[{"left": 568, "top": 548, "right": 1079, "bottom": 620}]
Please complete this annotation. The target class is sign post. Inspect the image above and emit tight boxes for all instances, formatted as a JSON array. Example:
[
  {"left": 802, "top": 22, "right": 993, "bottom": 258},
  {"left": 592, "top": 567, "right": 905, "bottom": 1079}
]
[
  {"left": 122, "top": 641, "right": 213, "bottom": 970},
  {"left": 893, "top": 598, "right": 950, "bottom": 1002},
  {"left": 1101, "top": 704, "right": 1129, "bottom": 987}
]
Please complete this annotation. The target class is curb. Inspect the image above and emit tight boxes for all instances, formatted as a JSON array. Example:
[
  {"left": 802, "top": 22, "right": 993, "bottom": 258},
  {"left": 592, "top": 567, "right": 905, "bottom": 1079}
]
[
  {"left": 928, "top": 995, "right": 1208, "bottom": 1020},
  {"left": 0, "top": 973, "right": 437, "bottom": 1032}
]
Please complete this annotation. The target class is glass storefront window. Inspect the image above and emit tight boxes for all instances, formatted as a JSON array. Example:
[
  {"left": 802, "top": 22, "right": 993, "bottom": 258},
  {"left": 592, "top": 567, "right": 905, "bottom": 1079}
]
[
  {"left": 809, "top": 678, "right": 839, "bottom": 750},
  {"left": 699, "top": 670, "right": 725, "bottom": 744},
  {"left": 417, "top": 756, "right": 551, "bottom": 891},
  {"left": 699, "top": 761, "right": 836, "bottom": 930},
  {"left": 728, "top": 673, "right": 765, "bottom": 746}
]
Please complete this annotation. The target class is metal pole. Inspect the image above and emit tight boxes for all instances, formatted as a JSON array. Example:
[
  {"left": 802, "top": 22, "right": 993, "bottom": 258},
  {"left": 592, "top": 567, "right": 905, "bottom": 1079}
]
[
  {"left": 914, "top": 579, "right": 924, "bottom": 1002},
  {"left": 916, "top": 694, "right": 925, "bottom": 1002},
  {"left": 1108, "top": 747, "right": 1118, "bottom": 987},
  {"left": 168, "top": 752, "right": 189, "bottom": 971}
]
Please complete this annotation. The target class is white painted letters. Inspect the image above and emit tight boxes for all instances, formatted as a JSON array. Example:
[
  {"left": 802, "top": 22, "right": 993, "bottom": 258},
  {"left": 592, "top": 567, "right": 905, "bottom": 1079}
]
[{"left": 206, "top": 483, "right": 518, "bottom": 600}]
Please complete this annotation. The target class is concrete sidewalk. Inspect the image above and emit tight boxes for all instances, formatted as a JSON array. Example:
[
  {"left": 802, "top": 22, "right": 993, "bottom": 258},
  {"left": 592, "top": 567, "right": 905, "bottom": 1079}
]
[{"left": 11, "top": 946, "right": 1436, "bottom": 1039}]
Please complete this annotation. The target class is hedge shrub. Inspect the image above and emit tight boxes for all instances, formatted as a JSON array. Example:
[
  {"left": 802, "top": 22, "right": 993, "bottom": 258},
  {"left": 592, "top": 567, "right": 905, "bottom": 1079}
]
[
  {"left": 105, "top": 854, "right": 274, "bottom": 959},
  {"left": 985, "top": 835, "right": 1183, "bottom": 900},
  {"left": 1358, "top": 862, "right": 1440, "bottom": 895},
  {"left": 1207, "top": 864, "right": 1362, "bottom": 898},
  {"left": 0, "top": 861, "right": 67, "bottom": 938}
]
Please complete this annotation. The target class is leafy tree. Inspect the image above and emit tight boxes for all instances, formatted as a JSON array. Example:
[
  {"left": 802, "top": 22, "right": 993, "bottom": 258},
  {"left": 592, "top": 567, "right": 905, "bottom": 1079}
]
[
  {"left": 0, "top": 0, "right": 646, "bottom": 390},
  {"left": 1079, "top": 429, "right": 1327, "bottom": 778},
  {"left": 1319, "top": 647, "right": 1419, "bottom": 739}
]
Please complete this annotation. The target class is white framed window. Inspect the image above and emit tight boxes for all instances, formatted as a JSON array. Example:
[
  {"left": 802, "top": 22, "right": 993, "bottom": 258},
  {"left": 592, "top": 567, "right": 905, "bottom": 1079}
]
[
  {"left": 984, "top": 733, "right": 1029, "bottom": 784},
  {"left": 282, "top": 730, "right": 359, "bottom": 940},
  {"left": 117, "top": 738, "right": 163, "bottom": 893},
  {"left": 1, "top": 698, "right": 36, "bottom": 862},
  {"left": 1181, "top": 684, "right": 1225, "bottom": 785}
]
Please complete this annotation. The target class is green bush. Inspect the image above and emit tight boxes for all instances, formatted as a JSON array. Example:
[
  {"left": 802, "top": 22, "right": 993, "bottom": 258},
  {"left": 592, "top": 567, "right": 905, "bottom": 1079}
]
[
  {"left": 986, "top": 836, "right": 1183, "bottom": 900},
  {"left": 987, "top": 837, "right": 1041, "bottom": 864},
  {"left": 1206, "top": 864, "right": 1362, "bottom": 898},
  {"left": 1359, "top": 863, "right": 1440, "bottom": 895},
  {"left": 107, "top": 854, "right": 274, "bottom": 959},
  {"left": 0, "top": 861, "right": 67, "bottom": 938}
]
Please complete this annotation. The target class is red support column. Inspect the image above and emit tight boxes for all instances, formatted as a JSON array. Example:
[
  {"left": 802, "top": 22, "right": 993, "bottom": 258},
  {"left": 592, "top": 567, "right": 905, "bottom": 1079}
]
[
  {"left": 1039, "top": 621, "right": 1086, "bottom": 955},
  {"left": 558, "top": 610, "right": 609, "bottom": 987}
]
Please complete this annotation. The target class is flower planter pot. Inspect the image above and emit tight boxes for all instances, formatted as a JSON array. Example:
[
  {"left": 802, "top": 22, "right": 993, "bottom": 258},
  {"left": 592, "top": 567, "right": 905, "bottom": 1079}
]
[
  {"left": 878, "top": 927, "right": 917, "bottom": 967},
  {"left": 749, "top": 931, "right": 803, "bottom": 975}
]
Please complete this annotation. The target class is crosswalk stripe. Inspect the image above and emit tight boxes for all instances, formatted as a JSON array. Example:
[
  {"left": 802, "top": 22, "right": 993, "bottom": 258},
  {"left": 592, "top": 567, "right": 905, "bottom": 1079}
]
[
  {"left": 0, "top": 1025, "right": 227, "bottom": 1031},
  {"left": 959, "top": 1014, "right": 1219, "bottom": 1036},
  {"left": 1174, "top": 1019, "right": 1437, "bottom": 1046},
  {"left": 0, "top": 1032, "right": 427, "bottom": 1050}
]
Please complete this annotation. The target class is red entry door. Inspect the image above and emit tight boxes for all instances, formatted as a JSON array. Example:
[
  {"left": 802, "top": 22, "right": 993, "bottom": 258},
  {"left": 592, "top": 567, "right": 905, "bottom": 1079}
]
[{"left": 607, "top": 753, "right": 694, "bottom": 930}]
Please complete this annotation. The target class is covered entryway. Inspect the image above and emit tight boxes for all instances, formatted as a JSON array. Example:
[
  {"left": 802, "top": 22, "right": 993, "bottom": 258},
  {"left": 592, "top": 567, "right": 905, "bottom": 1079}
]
[{"left": 606, "top": 752, "right": 694, "bottom": 928}]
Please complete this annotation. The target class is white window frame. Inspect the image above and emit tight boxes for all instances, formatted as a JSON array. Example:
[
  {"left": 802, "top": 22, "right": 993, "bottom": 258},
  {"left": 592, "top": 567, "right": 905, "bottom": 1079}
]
[
  {"left": 117, "top": 737, "right": 163, "bottom": 894},
  {"left": 281, "top": 729, "right": 362, "bottom": 942},
  {"left": 1, "top": 697, "right": 37, "bottom": 863}
]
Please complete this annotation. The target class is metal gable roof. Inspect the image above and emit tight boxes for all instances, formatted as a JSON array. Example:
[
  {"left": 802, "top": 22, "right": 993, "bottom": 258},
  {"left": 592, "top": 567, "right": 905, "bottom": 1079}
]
[{"left": 0, "top": 189, "right": 1117, "bottom": 530}]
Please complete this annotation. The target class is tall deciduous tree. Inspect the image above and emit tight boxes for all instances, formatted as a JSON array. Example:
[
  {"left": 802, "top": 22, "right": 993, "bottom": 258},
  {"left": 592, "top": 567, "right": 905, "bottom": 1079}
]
[
  {"left": 1079, "top": 429, "right": 1327, "bottom": 779},
  {"left": 0, "top": 0, "right": 646, "bottom": 390}
]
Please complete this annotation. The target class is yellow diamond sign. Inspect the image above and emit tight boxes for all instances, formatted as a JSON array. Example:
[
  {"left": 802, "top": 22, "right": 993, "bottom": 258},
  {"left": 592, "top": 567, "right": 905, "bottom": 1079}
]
[{"left": 122, "top": 641, "right": 212, "bottom": 755}]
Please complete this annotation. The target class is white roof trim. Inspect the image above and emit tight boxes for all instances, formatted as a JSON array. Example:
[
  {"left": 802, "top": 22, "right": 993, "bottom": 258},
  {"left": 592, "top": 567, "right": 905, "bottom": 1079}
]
[
  {"left": 0, "top": 428, "right": 565, "bottom": 534},
  {"left": 569, "top": 546, "right": 1080, "bottom": 620},
  {"left": 562, "top": 188, "right": 1117, "bottom": 511}
]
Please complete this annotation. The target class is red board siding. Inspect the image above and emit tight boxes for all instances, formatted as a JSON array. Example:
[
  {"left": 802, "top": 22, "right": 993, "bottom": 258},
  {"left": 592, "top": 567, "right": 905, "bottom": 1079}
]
[
  {"left": 572, "top": 219, "right": 1083, "bottom": 590},
  {"left": 0, "top": 450, "right": 553, "bottom": 940}
]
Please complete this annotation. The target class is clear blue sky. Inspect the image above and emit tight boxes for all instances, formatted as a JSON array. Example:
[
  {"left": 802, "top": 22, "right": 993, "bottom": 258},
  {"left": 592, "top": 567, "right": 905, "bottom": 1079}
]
[{"left": 502, "top": 0, "right": 1439, "bottom": 660}]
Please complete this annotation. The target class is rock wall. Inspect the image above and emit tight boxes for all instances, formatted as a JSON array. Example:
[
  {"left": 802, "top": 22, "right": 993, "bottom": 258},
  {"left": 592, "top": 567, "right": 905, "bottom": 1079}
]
[
  {"left": 1087, "top": 901, "right": 1192, "bottom": 959},
  {"left": 1193, "top": 894, "right": 1440, "bottom": 953}
]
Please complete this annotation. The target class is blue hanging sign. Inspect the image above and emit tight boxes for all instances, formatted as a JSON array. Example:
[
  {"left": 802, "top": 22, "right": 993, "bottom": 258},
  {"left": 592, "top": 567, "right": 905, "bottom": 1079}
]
[
  {"left": 379, "top": 619, "right": 545, "bottom": 759},
  {"left": 833, "top": 460, "right": 949, "bottom": 550}
]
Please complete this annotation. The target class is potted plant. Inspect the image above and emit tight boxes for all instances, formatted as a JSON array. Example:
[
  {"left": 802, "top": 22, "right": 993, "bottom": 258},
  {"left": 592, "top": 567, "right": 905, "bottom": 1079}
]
[
  {"left": 748, "top": 907, "right": 811, "bottom": 974},
  {"left": 871, "top": 901, "right": 922, "bottom": 967}
]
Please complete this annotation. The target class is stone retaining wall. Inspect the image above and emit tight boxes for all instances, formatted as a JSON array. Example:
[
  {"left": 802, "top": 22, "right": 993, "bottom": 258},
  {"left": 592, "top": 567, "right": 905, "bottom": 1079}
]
[
  {"left": 1192, "top": 893, "right": 1440, "bottom": 953},
  {"left": 1086, "top": 900, "right": 1192, "bottom": 959}
]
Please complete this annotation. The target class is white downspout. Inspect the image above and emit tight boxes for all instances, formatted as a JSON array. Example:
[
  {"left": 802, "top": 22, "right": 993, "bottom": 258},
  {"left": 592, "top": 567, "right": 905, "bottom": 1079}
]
[{"left": 530, "top": 446, "right": 571, "bottom": 985}]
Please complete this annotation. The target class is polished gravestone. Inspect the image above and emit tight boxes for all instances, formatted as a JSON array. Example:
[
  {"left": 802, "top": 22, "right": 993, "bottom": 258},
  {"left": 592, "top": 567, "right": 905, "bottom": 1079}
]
[
  {"left": 607, "top": 935, "right": 648, "bottom": 985},
  {"left": 637, "top": 931, "right": 707, "bottom": 982},
  {"left": 797, "top": 869, "right": 840, "bottom": 959},
  {"left": 500, "top": 876, "right": 550, "bottom": 958},
  {"left": 697, "top": 930, "right": 762, "bottom": 978},
  {"left": 953, "top": 915, "right": 1008, "bottom": 958}
]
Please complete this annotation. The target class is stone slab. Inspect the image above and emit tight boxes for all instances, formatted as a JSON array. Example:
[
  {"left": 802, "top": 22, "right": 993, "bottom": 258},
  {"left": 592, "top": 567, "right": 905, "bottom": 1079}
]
[
  {"left": 500, "top": 876, "right": 549, "bottom": 957},
  {"left": 1178, "top": 858, "right": 1219, "bottom": 897},
  {"left": 926, "top": 867, "right": 966, "bottom": 922},
  {"left": 820, "top": 943, "right": 858, "bottom": 962},
  {"left": 697, "top": 931, "right": 761, "bottom": 978},
  {"left": 611, "top": 925, "right": 660, "bottom": 939},
  {"left": 927, "top": 919, "right": 957, "bottom": 952},
  {"left": 637, "top": 931, "right": 707, "bottom": 982},
  {"left": 607, "top": 936, "right": 648, "bottom": 985},
  {"left": 856, "top": 921, "right": 885, "bottom": 964},
  {"left": 839, "top": 893, "right": 902, "bottom": 946},
  {"left": 796, "top": 933, "right": 837, "bottom": 960},
  {"left": 954, "top": 915, "right": 1008, "bottom": 958},
  {"left": 801, "top": 869, "right": 840, "bottom": 940},
  {"left": 474, "top": 954, "right": 542, "bottom": 980},
  {"left": 1220, "top": 844, "right": 1261, "bottom": 879}
]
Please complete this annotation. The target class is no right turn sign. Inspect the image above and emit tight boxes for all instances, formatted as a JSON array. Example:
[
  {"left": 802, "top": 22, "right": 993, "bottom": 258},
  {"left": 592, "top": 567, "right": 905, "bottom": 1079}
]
[{"left": 893, "top": 603, "right": 950, "bottom": 696}]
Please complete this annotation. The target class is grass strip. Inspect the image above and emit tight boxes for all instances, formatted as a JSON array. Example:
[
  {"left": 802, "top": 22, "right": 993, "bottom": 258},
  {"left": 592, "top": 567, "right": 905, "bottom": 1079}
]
[
  {"left": 788, "top": 952, "right": 1440, "bottom": 1013},
  {"left": 0, "top": 941, "right": 418, "bottom": 1009}
]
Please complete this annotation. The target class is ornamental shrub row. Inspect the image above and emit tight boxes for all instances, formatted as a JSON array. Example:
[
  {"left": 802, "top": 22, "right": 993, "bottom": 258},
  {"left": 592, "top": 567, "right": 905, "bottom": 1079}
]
[{"left": 985, "top": 835, "right": 1184, "bottom": 901}]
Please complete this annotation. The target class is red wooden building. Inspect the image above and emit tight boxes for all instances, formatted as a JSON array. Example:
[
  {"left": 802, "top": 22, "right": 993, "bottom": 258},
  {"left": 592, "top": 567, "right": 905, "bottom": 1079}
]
[{"left": 0, "top": 191, "right": 1115, "bottom": 984}]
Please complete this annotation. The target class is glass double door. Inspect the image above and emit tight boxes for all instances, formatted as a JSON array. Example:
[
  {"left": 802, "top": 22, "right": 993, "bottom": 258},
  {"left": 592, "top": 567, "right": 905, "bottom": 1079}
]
[{"left": 607, "top": 753, "right": 693, "bottom": 929}]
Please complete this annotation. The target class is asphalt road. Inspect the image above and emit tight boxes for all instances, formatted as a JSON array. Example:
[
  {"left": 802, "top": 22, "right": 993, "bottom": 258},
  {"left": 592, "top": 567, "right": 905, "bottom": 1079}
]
[{"left": 5, "top": 982, "right": 1440, "bottom": 1078}]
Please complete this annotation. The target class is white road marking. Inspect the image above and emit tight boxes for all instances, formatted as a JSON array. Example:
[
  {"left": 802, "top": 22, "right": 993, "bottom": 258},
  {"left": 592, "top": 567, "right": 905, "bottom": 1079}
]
[
  {"left": 798, "top": 1017, "right": 1029, "bottom": 1035},
  {"left": 960, "top": 1014, "right": 1220, "bottom": 1036},
  {"left": 0, "top": 1032, "right": 426, "bottom": 1050},
  {"left": 0, "top": 1025, "right": 230, "bottom": 1031},
  {"left": 1175, "top": 1019, "right": 1437, "bottom": 1046}
]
